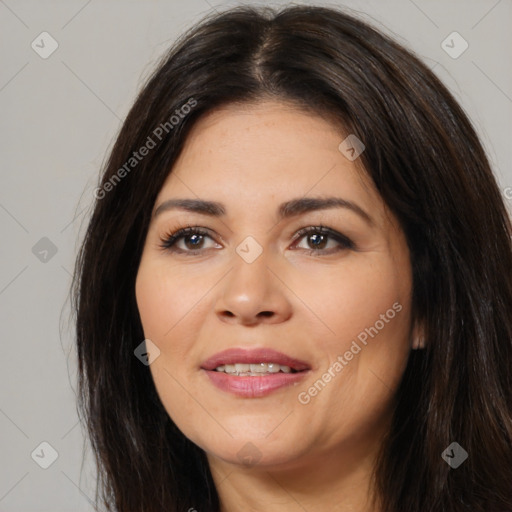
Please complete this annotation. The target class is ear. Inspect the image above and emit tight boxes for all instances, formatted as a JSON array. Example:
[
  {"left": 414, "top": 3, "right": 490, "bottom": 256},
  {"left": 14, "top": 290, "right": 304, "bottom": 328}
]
[{"left": 411, "top": 321, "right": 426, "bottom": 350}]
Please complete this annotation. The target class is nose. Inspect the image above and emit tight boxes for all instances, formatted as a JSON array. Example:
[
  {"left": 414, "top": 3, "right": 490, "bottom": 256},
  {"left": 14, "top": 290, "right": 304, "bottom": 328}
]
[{"left": 214, "top": 249, "right": 293, "bottom": 326}]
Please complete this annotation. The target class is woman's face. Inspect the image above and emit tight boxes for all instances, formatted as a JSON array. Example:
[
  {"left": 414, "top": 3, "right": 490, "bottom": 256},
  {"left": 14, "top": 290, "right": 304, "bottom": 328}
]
[{"left": 136, "top": 100, "right": 414, "bottom": 471}]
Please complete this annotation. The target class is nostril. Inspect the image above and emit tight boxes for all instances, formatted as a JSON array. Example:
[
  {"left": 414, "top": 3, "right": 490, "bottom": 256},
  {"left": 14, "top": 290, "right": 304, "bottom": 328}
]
[{"left": 258, "top": 311, "right": 274, "bottom": 318}]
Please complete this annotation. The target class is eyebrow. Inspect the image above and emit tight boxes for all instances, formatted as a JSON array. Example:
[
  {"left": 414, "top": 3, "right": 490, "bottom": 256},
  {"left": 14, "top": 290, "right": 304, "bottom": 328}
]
[{"left": 153, "top": 196, "right": 373, "bottom": 225}]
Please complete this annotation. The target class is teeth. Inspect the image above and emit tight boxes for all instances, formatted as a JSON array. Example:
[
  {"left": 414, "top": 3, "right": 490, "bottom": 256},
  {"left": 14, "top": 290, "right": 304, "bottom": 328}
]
[
  {"left": 266, "top": 363, "right": 280, "bottom": 373},
  {"left": 214, "top": 363, "right": 295, "bottom": 375},
  {"left": 250, "top": 363, "right": 267, "bottom": 373}
]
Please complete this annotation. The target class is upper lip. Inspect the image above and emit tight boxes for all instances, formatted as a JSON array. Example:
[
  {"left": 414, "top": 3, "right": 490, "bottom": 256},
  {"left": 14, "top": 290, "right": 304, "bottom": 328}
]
[{"left": 201, "top": 348, "right": 310, "bottom": 371}]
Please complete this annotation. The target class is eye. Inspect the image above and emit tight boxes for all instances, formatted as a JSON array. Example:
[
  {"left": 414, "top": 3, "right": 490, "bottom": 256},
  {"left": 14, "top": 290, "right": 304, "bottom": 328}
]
[
  {"left": 159, "top": 224, "right": 355, "bottom": 256},
  {"left": 159, "top": 226, "right": 221, "bottom": 254},
  {"left": 292, "top": 226, "right": 355, "bottom": 255}
]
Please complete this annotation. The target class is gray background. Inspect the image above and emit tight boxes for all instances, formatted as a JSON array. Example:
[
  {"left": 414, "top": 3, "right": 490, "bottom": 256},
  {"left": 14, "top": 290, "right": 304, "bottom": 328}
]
[{"left": 1, "top": 0, "right": 511, "bottom": 510}]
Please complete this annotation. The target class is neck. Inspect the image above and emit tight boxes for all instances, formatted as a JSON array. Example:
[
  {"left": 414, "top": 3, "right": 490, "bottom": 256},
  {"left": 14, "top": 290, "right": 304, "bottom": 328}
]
[{"left": 208, "top": 434, "right": 384, "bottom": 512}]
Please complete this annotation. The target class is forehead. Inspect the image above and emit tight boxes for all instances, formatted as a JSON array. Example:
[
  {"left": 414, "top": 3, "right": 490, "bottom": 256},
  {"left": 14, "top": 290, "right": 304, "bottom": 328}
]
[{"left": 156, "top": 100, "right": 383, "bottom": 221}]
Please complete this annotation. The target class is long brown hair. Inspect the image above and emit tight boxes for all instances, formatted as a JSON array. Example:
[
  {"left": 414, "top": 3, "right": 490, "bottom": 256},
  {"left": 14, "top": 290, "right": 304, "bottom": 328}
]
[{"left": 72, "top": 5, "right": 512, "bottom": 511}]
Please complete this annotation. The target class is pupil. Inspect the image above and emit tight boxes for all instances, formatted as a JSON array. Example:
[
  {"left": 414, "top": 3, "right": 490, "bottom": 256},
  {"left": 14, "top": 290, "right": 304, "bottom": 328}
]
[
  {"left": 309, "top": 233, "right": 326, "bottom": 249},
  {"left": 186, "top": 234, "right": 203, "bottom": 249}
]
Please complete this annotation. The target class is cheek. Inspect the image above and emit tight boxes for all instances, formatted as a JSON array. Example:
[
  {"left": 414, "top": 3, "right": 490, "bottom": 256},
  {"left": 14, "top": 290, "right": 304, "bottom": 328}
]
[
  {"left": 135, "top": 260, "right": 207, "bottom": 440},
  {"left": 290, "top": 253, "right": 411, "bottom": 350},
  {"left": 135, "top": 259, "right": 203, "bottom": 340},
  {"left": 297, "top": 253, "right": 412, "bottom": 416},
  {"left": 135, "top": 260, "right": 202, "bottom": 392},
  {"left": 296, "top": 257, "right": 412, "bottom": 437}
]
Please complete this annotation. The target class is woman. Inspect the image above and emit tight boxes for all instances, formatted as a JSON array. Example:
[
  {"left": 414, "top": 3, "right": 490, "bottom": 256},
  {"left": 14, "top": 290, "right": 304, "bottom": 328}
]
[{"left": 72, "top": 5, "right": 512, "bottom": 511}]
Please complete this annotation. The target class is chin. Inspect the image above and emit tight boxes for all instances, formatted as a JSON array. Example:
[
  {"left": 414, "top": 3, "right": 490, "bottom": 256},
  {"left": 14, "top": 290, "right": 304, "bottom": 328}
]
[{"left": 206, "top": 438, "right": 303, "bottom": 470}]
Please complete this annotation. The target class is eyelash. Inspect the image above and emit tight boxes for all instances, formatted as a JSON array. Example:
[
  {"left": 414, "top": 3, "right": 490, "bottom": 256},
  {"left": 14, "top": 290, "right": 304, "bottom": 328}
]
[{"left": 158, "top": 224, "right": 355, "bottom": 256}]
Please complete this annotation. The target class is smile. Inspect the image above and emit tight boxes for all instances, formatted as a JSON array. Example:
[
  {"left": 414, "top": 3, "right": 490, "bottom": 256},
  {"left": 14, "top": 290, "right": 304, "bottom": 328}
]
[{"left": 201, "top": 348, "right": 310, "bottom": 397}]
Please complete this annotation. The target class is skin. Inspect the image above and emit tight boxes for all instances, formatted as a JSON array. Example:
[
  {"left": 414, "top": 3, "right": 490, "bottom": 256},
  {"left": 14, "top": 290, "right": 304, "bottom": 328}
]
[{"left": 135, "top": 100, "right": 417, "bottom": 511}]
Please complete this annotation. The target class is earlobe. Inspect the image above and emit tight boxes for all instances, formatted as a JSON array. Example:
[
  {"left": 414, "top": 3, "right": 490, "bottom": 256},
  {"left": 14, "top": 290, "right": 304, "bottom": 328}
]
[
  {"left": 411, "top": 323, "right": 426, "bottom": 350},
  {"left": 412, "top": 336, "right": 425, "bottom": 350}
]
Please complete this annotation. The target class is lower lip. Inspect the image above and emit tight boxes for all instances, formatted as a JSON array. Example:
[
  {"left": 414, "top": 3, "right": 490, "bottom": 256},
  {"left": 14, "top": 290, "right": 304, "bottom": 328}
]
[{"left": 203, "top": 369, "right": 308, "bottom": 398}]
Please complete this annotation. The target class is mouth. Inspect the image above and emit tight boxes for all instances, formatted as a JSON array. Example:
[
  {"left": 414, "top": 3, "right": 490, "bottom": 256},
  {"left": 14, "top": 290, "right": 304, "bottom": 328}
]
[
  {"left": 201, "top": 348, "right": 310, "bottom": 397},
  {"left": 201, "top": 347, "right": 310, "bottom": 373}
]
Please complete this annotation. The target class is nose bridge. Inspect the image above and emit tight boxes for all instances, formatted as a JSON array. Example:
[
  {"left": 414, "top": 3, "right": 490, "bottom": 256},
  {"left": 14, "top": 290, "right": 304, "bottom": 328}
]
[
  {"left": 227, "top": 240, "right": 273, "bottom": 302},
  {"left": 215, "top": 238, "right": 291, "bottom": 324}
]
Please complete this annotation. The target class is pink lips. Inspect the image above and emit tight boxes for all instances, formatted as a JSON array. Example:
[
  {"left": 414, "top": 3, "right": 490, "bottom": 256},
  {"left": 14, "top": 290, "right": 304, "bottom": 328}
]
[{"left": 201, "top": 348, "right": 310, "bottom": 398}]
